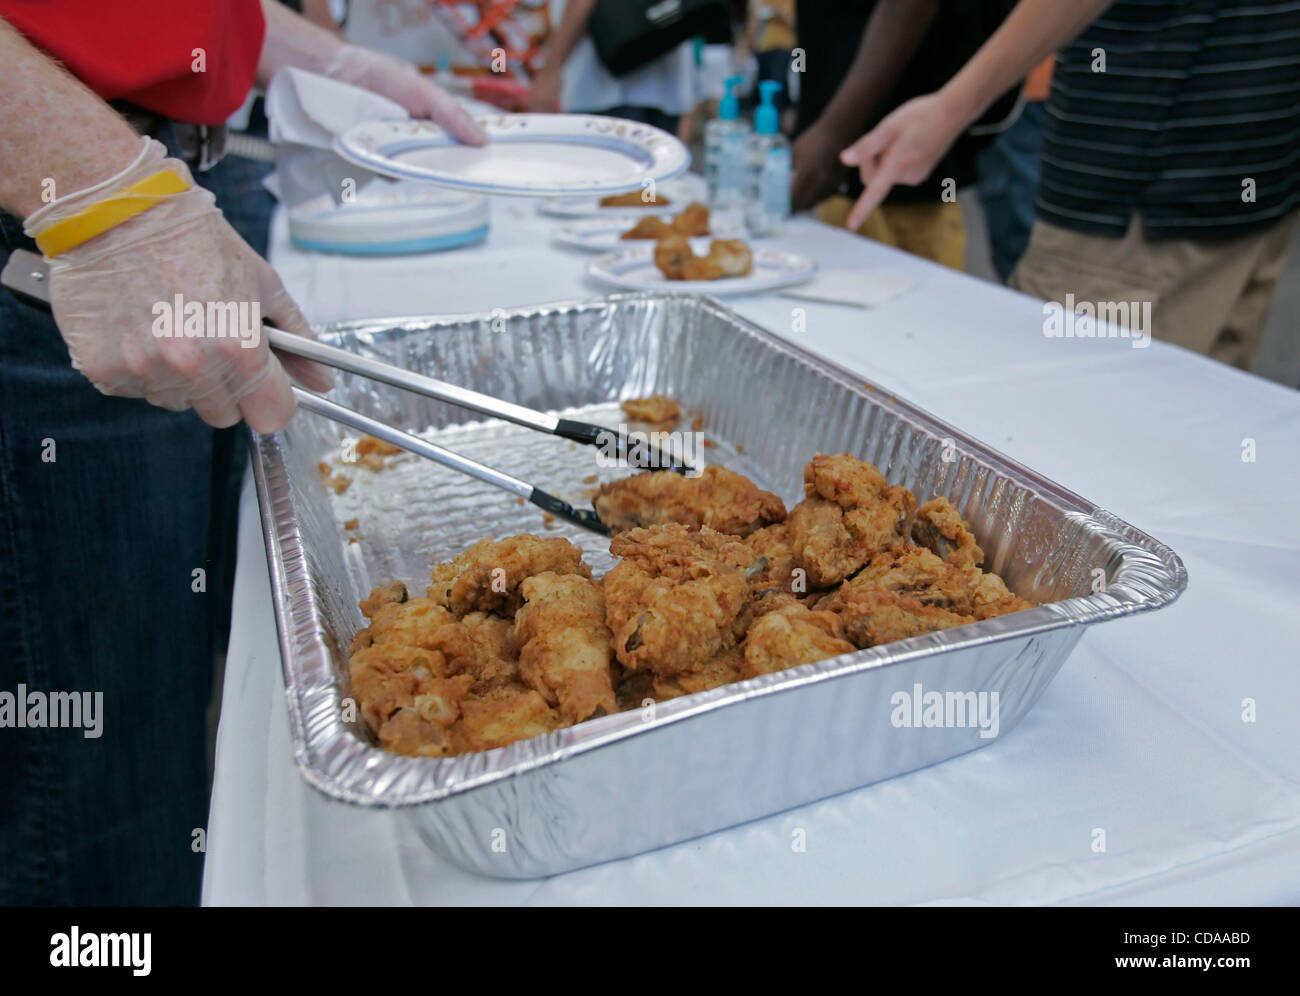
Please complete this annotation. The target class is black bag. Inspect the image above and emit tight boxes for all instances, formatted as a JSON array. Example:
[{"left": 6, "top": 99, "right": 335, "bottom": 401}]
[{"left": 588, "top": 0, "right": 732, "bottom": 77}]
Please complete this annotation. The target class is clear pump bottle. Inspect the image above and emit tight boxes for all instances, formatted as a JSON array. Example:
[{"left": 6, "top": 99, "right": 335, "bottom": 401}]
[
  {"left": 704, "top": 76, "right": 749, "bottom": 235},
  {"left": 745, "top": 81, "right": 791, "bottom": 236}
]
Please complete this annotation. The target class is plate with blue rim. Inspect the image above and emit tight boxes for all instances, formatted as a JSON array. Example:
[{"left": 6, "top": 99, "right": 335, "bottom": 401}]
[{"left": 334, "top": 113, "right": 690, "bottom": 197}]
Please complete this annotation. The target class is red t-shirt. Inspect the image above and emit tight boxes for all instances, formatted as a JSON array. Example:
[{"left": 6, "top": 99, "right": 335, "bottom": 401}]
[{"left": 0, "top": 1, "right": 266, "bottom": 125}]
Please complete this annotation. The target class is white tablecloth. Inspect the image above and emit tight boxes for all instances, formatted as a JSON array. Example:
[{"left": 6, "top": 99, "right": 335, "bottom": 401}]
[{"left": 202, "top": 194, "right": 1300, "bottom": 905}]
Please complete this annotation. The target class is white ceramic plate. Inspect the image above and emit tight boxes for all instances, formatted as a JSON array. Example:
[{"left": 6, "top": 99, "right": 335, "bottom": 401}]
[
  {"left": 333, "top": 114, "right": 689, "bottom": 196},
  {"left": 586, "top": 242, "right": 817, "bottom": 296}
]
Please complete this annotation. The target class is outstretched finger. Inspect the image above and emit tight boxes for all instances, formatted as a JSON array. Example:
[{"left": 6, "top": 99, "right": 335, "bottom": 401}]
[{"left": 845, "top": 152, "right": 901, "bottom": 230}]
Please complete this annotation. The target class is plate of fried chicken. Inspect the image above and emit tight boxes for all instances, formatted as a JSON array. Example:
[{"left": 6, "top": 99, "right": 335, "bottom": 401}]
[
  {"left": 348, "top": 452, "right": 1034, "bottom": 759},
  {"left": 587, "top": 238, "right": 815, "bottom": 294}
]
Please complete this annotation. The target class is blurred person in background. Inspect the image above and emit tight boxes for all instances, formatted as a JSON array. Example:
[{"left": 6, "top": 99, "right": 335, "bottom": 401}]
[
  {"left": 840, "top": 0, "right": 1300, "bottom": 370},
  {"left": 529, "top": 0, "right": 699, "bottom": 133},
  {"left": 747, "top": 1, "right": 796, "bottom": 129},
  {"left": 791, "top": 0, "right": 1017, "bottom": 270},
  {"left": 973, "top": 55, "right": 1052, "bottom": 282},
  {"left": 0, "top": 0, "right": 482, "bottom": 906}
]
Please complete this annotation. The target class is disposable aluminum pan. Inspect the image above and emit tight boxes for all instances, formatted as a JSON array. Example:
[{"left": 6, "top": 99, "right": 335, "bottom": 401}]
[{"left": 252, "top": 291, "right": 1186, "bottom": 878}]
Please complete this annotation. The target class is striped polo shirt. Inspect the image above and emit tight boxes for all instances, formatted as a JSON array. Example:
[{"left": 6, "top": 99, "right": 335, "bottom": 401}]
[{"left": 1037, "top": 0, "right": 1300, "bottom": 240}]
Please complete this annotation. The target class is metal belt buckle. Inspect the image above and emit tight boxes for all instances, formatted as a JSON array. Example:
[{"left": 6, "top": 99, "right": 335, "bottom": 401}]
[{"left": 193, "top": 124, "right": 229, "bottom": 173}]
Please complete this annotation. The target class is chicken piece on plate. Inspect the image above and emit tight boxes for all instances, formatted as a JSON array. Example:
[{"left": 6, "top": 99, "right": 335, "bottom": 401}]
[
  {"left": 594, "top": 465, "right": 786, "bottom": 537},
  {"left": 816, "top": 586, "right": 972, "bottom": 649},
  {"left": 912, "top": 496, "right": 983, "bottom": 569},
  {"left": 620, "top": 394, "right": 680, "bottom": 427},
  {"left": 741, "top": 594, "right": 855, "bottom": 678},
  {"left": 681, "top": 254, "right": 725, "bottom": 281},
  {"left": 427, "top": 535, "right": 591, "bottom": 617},
  {"left": 601, "top": 189, "right": 669, "bottom": 208},
  {"left": 603, "top": 524, "right": 753, "bottom": 677},
  {"left": 704, "top": 238, "right": 752, "bottom": 276},
  {"left": 785, "top": 453, "right": 917, "bottom": 587},
  {"left": 514, "top": 572, "right": 617, "bottom": 723},
  {"left": 653, "top": 234, "right": 694, "bottom": 279},
  {"left": 671, "top": 201, "right": 710, "bottom": 236},
  {"left": 621, "top": 215, "right": 674, "bottom": 240}
]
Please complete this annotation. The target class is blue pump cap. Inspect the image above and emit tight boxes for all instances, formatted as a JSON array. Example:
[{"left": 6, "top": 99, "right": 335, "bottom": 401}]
[
  {"left": 719, "top": 75, "right": 744, "bottom": 121},
  {"left": 755, "top": 80, "right": 783, "bottom": 134}
]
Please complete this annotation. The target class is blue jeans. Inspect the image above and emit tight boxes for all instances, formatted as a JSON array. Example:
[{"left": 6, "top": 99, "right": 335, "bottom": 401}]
[
  {"left": 0, "top": 135, "right": 246, "bottom": 905},
  {"left": 975, "top": 101, "right": 1047, "bottom": 283}
]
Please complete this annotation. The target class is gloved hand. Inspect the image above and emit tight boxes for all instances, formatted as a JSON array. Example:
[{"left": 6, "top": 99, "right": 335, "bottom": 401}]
[
  {"left": 24, "top": 137, "right": 332, "bottom": 433},
  {"left": 325, "top": 44, "right": 488, "bottom": 145}
]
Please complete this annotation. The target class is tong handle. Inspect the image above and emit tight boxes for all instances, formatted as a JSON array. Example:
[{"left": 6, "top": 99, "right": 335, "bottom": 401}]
[
  {"left": 292, "top": 388, "right": 608, "bottom": 535},
  {"left": 268, "top": 327, "right": 556, "bottom": 434}
]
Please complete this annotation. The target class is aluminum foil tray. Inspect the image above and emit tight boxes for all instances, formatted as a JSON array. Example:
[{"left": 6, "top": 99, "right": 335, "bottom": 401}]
[{"left": 251, "top": 291, "right": 1186, "bottom": 878}]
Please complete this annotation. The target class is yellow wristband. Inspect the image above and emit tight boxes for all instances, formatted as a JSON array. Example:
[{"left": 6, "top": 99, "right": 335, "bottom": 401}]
[{"left": 35, "top": 170, "right": 192, "bottom": 258}]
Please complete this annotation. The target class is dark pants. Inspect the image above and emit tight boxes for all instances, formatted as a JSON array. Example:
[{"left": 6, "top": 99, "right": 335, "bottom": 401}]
[
  {"left": 975, "top": 101, "right": 1047, "bottom": 283},
  {"left": 0, "top": 128, "right": 255, "bottom": 905}
]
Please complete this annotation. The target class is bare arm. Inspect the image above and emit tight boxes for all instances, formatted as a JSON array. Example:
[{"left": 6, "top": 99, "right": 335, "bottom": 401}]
[
  {"left": 841, "top": 0, "right": 1114, "bottom": 226},
  {"left": 544, "top": 0, "right": 599, "bottom": 70},
  {"left": 818, "top": 0, "right": 938, "bottom": 144},
  {"left": 939, "top": 0, "right": 1109, "bottom": 128},
  {"left": 0, "top": 18, "right": 142, "bottom": 218}
]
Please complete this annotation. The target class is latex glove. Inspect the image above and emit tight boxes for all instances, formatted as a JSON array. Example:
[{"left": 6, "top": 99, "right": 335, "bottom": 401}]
[
  {"left": 325, "top": 44, "right": 488, "bottom": 145},
  {"left": 790, "top": 120, "right": 851, "bottom": 214},
  {"left": 24, "top": 137, "right": 332, "bottom": 433},
  {"left": 840, "top": 91, "right": 964, "bottom": 230}
]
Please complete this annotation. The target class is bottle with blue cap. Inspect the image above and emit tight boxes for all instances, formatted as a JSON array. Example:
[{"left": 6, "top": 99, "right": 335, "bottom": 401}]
[
  {"left": 704, "top": 76, "right": 749, "bottom": 233},
  {"left": 745, "top": 80, "right": 791, "bottom": 235}
]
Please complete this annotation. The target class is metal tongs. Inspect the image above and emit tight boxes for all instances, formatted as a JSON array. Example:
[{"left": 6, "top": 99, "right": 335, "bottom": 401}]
[{"left": 1, "top": 248, "right": 686, "bottom": 535}]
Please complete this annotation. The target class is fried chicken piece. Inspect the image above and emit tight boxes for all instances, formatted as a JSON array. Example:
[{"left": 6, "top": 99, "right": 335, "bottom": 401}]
[
  {"left": 844, "top": 543, "right": 1032, "bottom": 620},
  {"left": 603, "top": 524, "right": 752, "bottom": 676},
  {"left": 621, "top": 394, "right": 680, "bottom": 426},
  {"left": 349, "top": 586, "right": 484, "bottom": 756},
  {"left": 704, "top": 238, "right": 753, "bottom": 276},
  {"left": 601, "top": 189, "right": 668, "bottom": 208},
  {"left": 681, "top": 255, "right": 724, "bottom": 281},
  {"left": 671, "top": 201, "right": 710, "bottom": 236},
  {"left": 653, "top": 234, "right": 693, "bottom": 280},
  {"left": 818, "top": 587, "right": 972, "bottom": 649},
  {"left": 842, "top": 544, "right": 974, "bottom": 612},
  {"left": 514, "top": 572, "right": 617, "bottom": 723},
  {"left": 452, "top": 686, "right": 560, "bottom": 753},
  {"left": 595, "top": 465, "right": 787, "bottom": 537},
  {"left": 741, "top": 523, "right": 803, "bottom": 595},
  {"left": 354, "top": 433, "right": 405, "bottom": 471},
  {"left": 912, "top": 497, "right": 983, "bottom": 569},
  {"left": 459, "top": 611, "right": 519, "bottom": 693},
  {"left": 649, "top": 645, "right": 744, "bottom": 701},
  {"left": 317, "top": 461, "right": 351, "bottom": 494},
  {"left": 741, "top": 596, "right": 855, "bottom": 678},
  {"left": 427, "top": 535, "right": 591, "bottom": 617},
  {"left": 653, "top": 234, "right": 753, "bottom": 281},
  {"left": 621, "top": 216, "right": 673, "bottom": 240},
  {"left": 785, "top": 454, "right": 917, "bottom": 587},
  {"left": 966, "top": 570, "right": 1036, "bottom": 620}
]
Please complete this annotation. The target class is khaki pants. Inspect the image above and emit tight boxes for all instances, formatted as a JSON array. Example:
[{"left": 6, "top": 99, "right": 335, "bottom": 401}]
[
  {"left": 1011, "top": 213, "right": 1298, "bottom": 370},
  {"left": 817, "top": 196, "right": 966, "bottom": 271}
]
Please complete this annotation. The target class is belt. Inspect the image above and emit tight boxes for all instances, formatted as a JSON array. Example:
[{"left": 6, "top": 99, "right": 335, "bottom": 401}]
[{"left": 110, "top": 101, "right": 229, "bottom": 173}]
